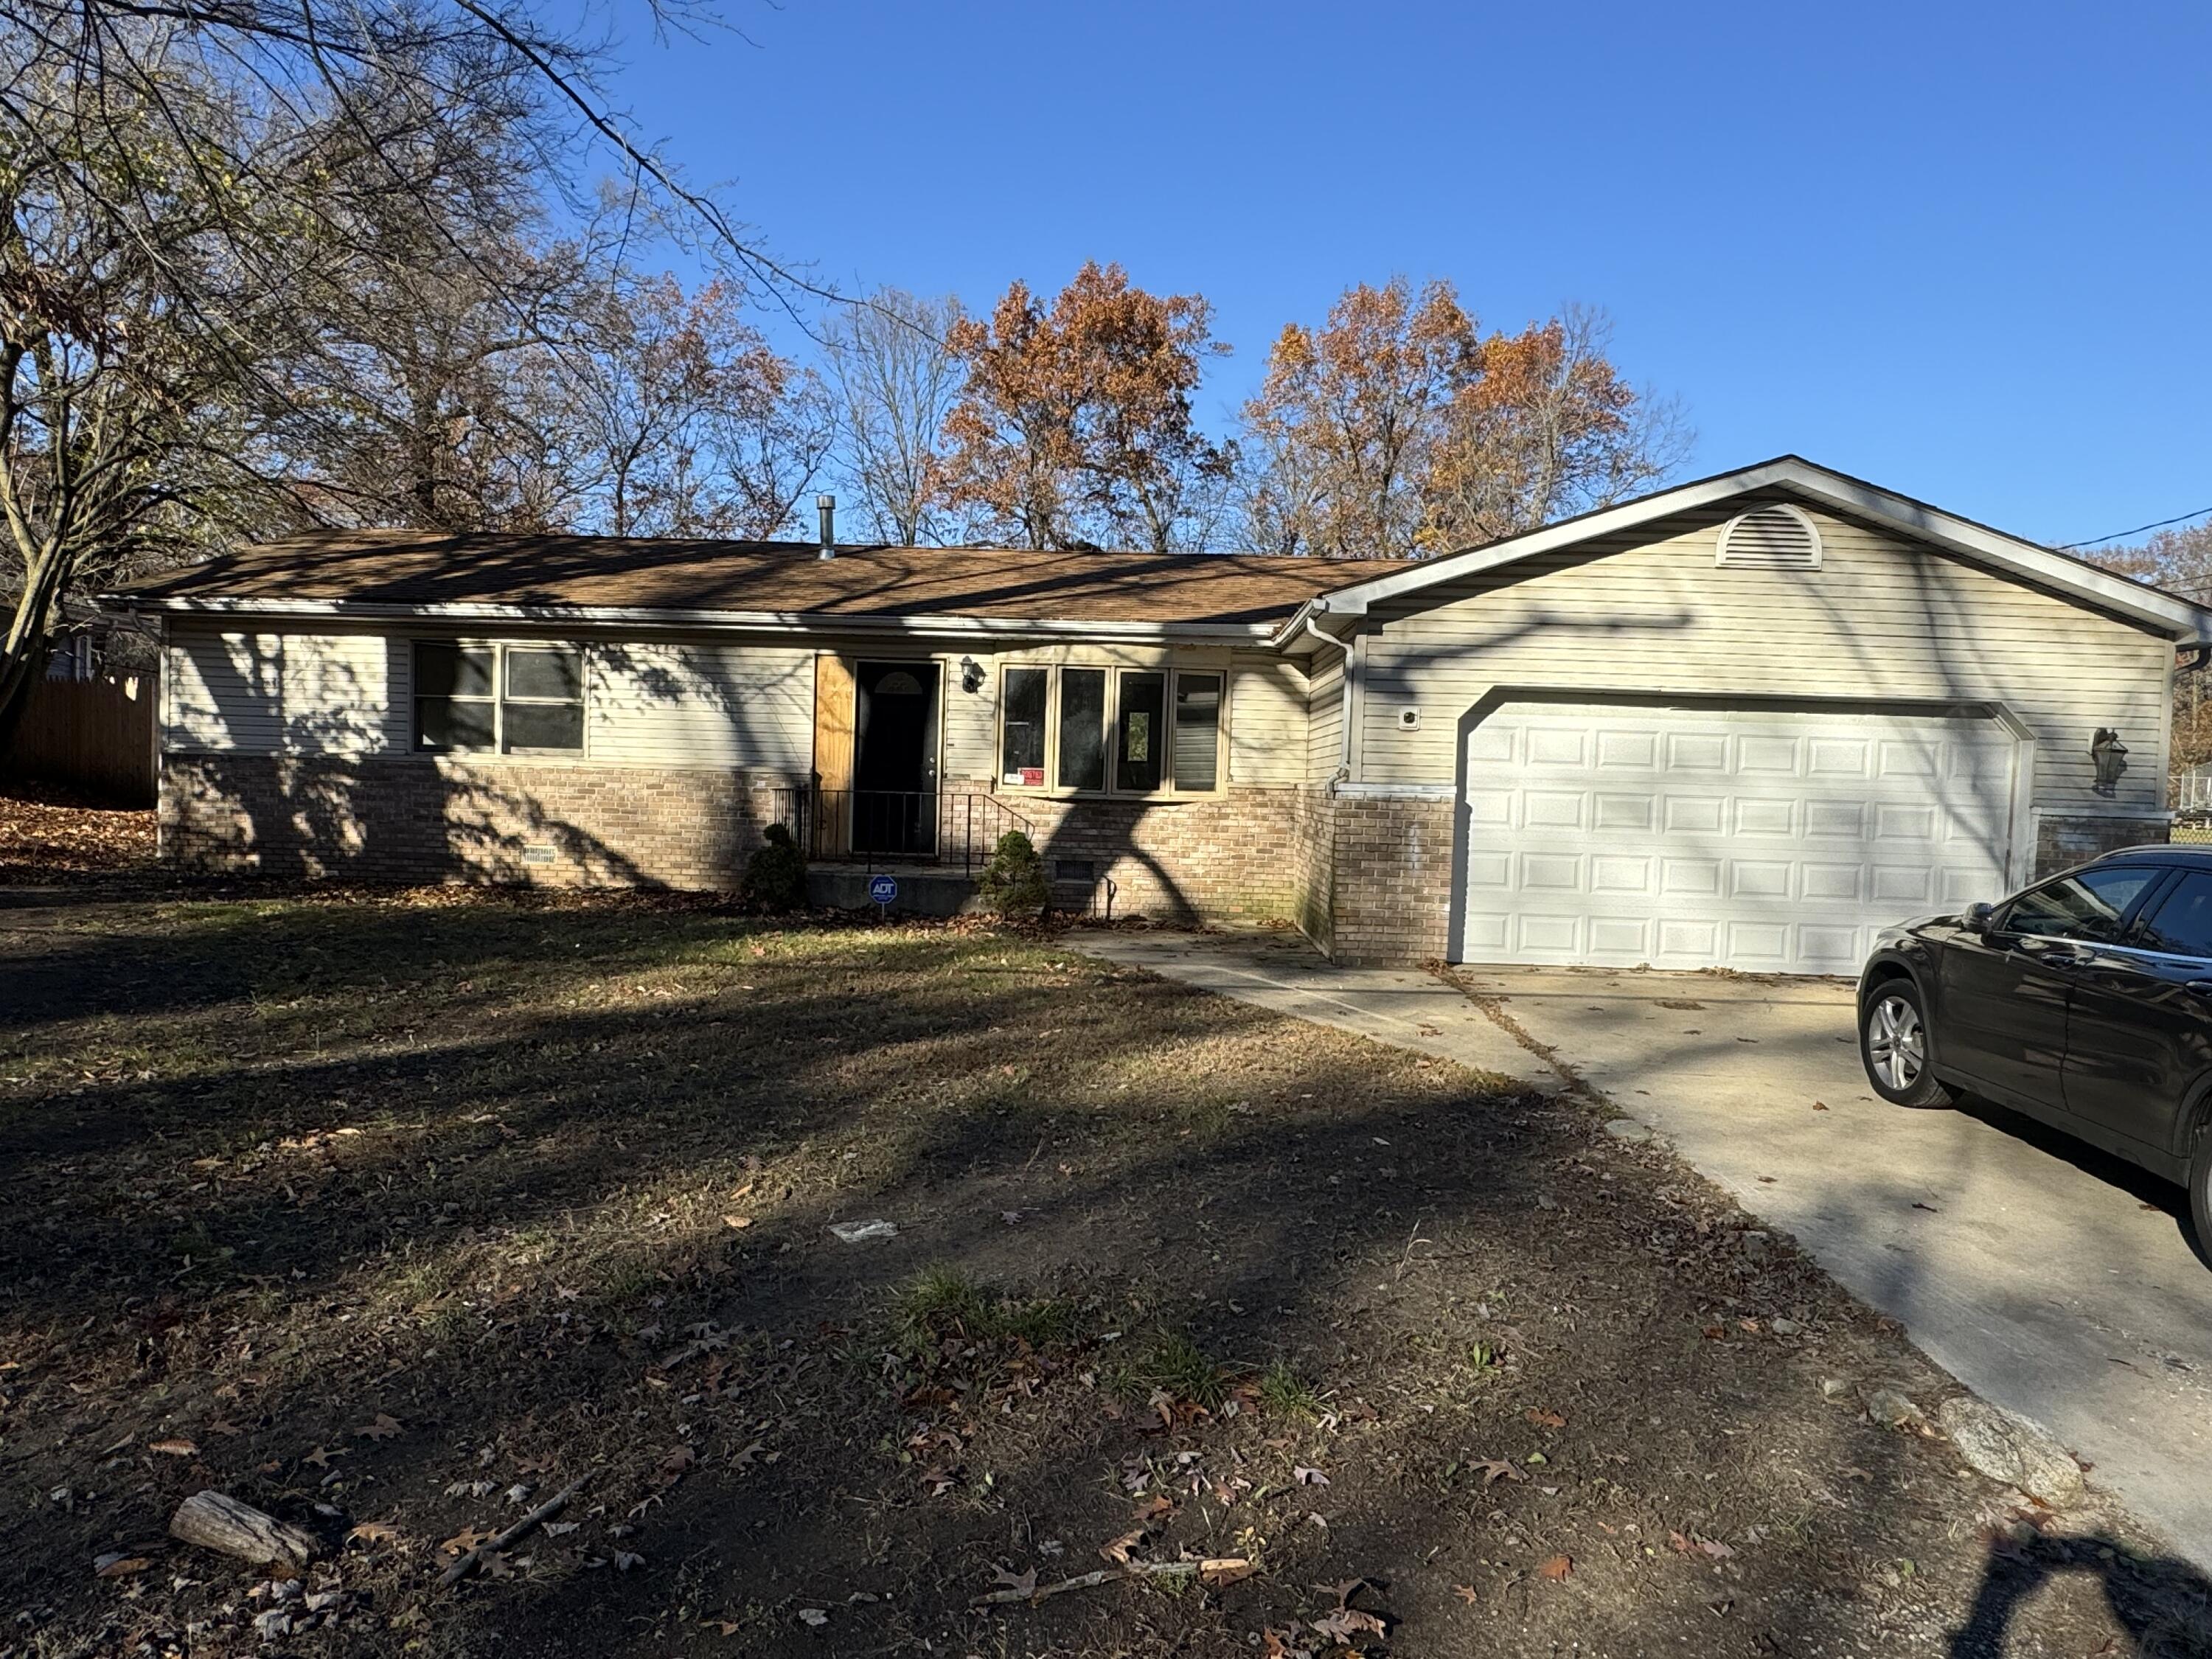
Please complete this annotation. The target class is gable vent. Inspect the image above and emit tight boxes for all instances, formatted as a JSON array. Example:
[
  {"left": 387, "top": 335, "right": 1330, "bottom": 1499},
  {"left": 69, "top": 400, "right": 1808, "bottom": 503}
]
[{"left": 1716, "top": 504, "right": 1821, "bottom": 570}]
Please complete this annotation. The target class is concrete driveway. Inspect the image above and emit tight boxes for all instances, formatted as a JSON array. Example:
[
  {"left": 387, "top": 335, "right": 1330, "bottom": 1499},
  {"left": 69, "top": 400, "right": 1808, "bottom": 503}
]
[{"left": 1073, "top": 929, "right": 2212, "bottom": 1571}]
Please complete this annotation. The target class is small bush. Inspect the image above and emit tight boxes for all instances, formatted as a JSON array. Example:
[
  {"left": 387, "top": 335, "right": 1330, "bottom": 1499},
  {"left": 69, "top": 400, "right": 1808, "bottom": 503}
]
[
  {"left": 741, "top": 822, "right": 807, "bottom": 911},
  {"left": 976, "top": 830, "right": 1048, "bottom": 917}
]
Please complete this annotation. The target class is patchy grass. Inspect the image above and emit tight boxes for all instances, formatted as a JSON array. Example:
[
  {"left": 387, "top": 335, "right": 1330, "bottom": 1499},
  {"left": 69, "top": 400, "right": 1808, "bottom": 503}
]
[{"left": 0, "top": 867, "right": 2206, "bottom": 1657}]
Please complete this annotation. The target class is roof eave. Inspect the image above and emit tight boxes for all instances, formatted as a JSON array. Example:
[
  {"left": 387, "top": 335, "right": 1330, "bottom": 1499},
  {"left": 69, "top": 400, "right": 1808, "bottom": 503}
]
[
  {"left": 1304, "top": 458, "right": 2212, "bottom": 643},
  {"left": 98, "top": 593, "right": 1281, "bottom": 644}
]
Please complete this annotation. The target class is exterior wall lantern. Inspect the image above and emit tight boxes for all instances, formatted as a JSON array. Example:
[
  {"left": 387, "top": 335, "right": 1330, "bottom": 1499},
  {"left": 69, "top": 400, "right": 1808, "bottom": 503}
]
[
  {"left": 2090, "top": 728, "right": 2129, "bottom": 796},
  {"left": 958, "top": 655, "right": 985, "bottom": 694}
]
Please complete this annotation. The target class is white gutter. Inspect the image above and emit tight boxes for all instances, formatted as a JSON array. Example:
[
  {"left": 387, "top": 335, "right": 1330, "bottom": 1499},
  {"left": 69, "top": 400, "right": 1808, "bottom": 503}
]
[{"left": 103, "top": 594, "right": 1279, "bottom": 646}]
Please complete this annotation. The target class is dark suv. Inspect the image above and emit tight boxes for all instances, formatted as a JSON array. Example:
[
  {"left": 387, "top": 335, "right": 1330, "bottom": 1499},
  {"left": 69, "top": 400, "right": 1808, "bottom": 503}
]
[{"left": 1857, "top": 844, "right": 2212, "bottom": 1248}]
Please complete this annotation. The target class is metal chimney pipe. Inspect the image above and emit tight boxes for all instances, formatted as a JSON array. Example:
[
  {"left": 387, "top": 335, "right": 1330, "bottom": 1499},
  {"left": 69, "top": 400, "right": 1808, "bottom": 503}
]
[{"left": 817, "top": 494, "right": 835, "bottom": 560}]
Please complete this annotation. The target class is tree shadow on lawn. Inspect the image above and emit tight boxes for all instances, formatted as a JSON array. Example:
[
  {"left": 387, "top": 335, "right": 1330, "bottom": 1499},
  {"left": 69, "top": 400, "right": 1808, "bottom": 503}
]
[{"left": 0, "top": 904, "right": 2191, "bottom": 1658}]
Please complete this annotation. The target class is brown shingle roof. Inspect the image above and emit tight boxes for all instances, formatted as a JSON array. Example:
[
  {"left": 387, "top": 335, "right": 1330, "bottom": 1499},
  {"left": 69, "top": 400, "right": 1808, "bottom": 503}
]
[{"left": 111, "top": 530, "right": 1401, "bottom": 628}]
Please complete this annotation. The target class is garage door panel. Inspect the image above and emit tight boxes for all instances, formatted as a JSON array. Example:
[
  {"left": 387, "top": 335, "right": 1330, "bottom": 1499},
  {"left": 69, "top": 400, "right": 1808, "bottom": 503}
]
[
  {"left": 1733, "top": 798, "right": 1794, "bottom": 835},
  {"left": 1595, "top": 730, "right": 1656, "bottom": 768},
  {"left": 1729, "top": 860, "right": 1792, "bottom": 898},
  {"left": 1804, "top": 800, "right": 1867, "bottom": 838},
  {"left": 1737, "top": 734, "right": 1799, "bottom": 773},
  {"left": 1593, "top": 794, "right": 1655, "bottom": 831},
  {"left": 1521, "top": 852, "right": 1583, "bottom": 890},
  {"left": 1524, "top": 790, "right": 1586, "bottom": 828},
  {"left": 1664, "top": 796, "right": 1725, "bottom": 832},
  {"left": 1666, "top": 733, "right": 1728, "bottom": 770},
  {"left": 1456, "top": 703, "right": 2016, "bottom": 973}
]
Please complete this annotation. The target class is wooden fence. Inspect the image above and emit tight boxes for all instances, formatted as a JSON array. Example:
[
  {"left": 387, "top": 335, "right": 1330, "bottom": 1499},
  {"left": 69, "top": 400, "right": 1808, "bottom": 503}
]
[{"left": 2, "top": 671, "right": 157, "bottom": 804}]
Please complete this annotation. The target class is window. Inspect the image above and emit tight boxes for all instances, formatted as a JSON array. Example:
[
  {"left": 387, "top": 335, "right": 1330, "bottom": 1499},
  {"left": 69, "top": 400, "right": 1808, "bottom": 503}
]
[
  {"left": 2134, "top": 872, "right": 2212, "bottom": 959},
  {"left": 415, "top": 641, "right": 584, "bottom": 755},
  {"left": 997, "top": 663, "right": 1222, "bottom": 795},
  {"left": 1116, "top": 671, "right": 1166, "bottom": 792},
  {"left": 1172, "top": 673, "right": 1222, "bottom": 791},
  {"left": 2001, "top": 866, "right": 2159, "bottom": 944},
  {"left": 1000, "top": 667, "right": 1048, "bottom": 785},
  {"left": 1057, "top": 668, "right": 1107, "bottom": 790}
]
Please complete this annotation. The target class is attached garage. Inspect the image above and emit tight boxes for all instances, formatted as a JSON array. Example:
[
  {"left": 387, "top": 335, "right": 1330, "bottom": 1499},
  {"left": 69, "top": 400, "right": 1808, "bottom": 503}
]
[
  {"left": 1282, "top": 456, "right": 2212, "bottom": 971},
  {"left": 1455, "top": 700, "right": 2020, "bottom": 973}
]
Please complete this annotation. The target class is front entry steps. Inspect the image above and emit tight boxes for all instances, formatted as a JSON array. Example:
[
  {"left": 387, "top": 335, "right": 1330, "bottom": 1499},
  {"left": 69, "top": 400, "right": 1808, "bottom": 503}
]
[{"left": 806, "top": 864, "right": 978, "bottom": 917}]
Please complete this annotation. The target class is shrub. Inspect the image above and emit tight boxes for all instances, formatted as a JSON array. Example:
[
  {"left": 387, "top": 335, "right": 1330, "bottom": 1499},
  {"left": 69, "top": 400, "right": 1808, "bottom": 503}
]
[
  {"left": 975, "top": 829, "right": 1048, "bottom": 917},
  {"left": 741, "top": 822, "right": 807, "bottom": 911}
]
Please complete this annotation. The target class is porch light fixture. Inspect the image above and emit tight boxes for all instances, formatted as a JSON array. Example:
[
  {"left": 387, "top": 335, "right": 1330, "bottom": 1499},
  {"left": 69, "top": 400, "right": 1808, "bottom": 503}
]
[
  {"left": 959, "top": 655, "right": 984, "bottom": 693},
  {"left": 2090, "top": 728, "right": 2129, "bottom": 796}
]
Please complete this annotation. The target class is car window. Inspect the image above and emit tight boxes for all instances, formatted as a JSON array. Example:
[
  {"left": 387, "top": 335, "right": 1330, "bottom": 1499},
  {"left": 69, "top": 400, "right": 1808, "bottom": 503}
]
[
  {"left": 2134, "top": 870, "right": 2212, "bottom": 958},
  {"left": 2001, "top": 866, "right": 2160, "bottom": 943}
]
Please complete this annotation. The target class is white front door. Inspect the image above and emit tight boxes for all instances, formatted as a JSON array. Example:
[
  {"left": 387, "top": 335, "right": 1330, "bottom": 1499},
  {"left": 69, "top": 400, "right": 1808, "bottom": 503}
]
[{"left": 1455, "top": 702, "right": 2018, "bottom": 973}]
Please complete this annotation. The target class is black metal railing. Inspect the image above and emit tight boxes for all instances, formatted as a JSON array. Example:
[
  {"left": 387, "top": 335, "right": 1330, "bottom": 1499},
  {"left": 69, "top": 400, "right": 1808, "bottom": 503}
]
[{"left": 769, "top": 787, "right": 1036, "bottom": 876}]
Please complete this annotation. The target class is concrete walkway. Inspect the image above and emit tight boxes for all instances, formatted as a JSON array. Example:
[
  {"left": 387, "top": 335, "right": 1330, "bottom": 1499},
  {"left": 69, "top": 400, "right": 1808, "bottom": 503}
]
[
  {"left": 1071, "top": 928, "right": 1557, "bottom": 1093},
  {"left": 1068, "top": 928, "right": 2212, "bottom": 1571}
]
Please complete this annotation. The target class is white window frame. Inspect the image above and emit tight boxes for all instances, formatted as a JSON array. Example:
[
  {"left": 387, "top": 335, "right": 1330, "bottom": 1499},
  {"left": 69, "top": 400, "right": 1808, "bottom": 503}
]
[
  {"left": 412, "top": 639, "right": 588, "bottom": 758},
  {"left": 995, "top": 661, "right": 1228, "bottom": 798}
]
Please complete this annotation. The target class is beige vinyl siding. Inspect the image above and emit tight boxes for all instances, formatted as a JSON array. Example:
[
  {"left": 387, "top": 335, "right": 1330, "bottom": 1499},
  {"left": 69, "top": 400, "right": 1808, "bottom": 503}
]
[
  {"left": 1354, "top": 506, "right": 2171, "bottom": 815},
  {"left": 1307, "top": 654, "right": 1345, "bottom": 783},
  {"left": 585, "top": 641, "right": 813, "bottom": 773},
  {"left": 940, "top": 651, "right": 998, "bottom": 781},
  {"left": 1227, "top": 657, "right": 1306, "bottom": 787},
  {"left": 164, "top": 626, "right": 405, "bottom": 754}
]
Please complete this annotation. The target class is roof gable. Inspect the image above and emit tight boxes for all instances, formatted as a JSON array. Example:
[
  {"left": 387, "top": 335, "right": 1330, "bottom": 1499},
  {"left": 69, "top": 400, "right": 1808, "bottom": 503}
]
[{"left": 1280, "top": 456, "right": 2212, "bottom": 644}]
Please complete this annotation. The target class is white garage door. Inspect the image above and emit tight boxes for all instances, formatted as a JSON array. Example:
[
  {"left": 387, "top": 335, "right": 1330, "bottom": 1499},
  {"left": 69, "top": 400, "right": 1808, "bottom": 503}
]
[{"left": 1456, "top": 703, "right": 2018, "bottom": 973}]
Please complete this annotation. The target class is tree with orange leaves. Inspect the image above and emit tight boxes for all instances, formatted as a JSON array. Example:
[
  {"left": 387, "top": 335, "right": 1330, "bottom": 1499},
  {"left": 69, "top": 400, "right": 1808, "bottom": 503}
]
[
  {"left": 1426, "top": 304, "right": 1689, "bottom": 548},
  {"left": 941, "top": 262, "right": 1231, "bottom": 552},
  {"left": 1239, "top": 278, "right": 1477, "bottom": 558},
  {"left": 1239, "top": 281, "right": 1687, "bottom": 558}
]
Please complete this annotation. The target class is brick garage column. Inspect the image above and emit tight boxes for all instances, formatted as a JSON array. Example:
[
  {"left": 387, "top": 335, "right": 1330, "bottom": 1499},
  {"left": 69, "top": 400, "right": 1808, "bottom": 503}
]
[
  {"left": 1327, "top": 791, "right": 1455, "bottom": 967},
  {"left": 2034, "top": 813, "right": 2169, "bottom": 876}
]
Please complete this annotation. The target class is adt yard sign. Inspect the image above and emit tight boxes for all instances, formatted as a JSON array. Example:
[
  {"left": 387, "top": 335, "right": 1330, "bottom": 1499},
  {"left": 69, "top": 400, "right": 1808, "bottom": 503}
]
[{"left": 868, "top": 874, "right": 898, "bottom": 913}]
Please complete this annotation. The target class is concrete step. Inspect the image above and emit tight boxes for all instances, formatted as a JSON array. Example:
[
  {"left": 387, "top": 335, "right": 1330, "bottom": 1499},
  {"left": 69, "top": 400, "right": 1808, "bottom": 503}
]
[{"left": 807, "top": 865, "right": 978, "bottom": 917}]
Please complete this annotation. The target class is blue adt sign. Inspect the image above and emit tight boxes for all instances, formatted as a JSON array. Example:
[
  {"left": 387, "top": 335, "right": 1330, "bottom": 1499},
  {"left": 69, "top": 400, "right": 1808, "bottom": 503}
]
[{"left": 868, "top": 874, "right": 899, "bottom": 906}]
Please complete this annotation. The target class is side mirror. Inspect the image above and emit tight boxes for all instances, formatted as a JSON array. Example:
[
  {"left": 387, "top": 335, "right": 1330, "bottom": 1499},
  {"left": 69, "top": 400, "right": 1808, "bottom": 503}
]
[{"left": 1963, "top": 902, "right": 1996, "bottom": 935}]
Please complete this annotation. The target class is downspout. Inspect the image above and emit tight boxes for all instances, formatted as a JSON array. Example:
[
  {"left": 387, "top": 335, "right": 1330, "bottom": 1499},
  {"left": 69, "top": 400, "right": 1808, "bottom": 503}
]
[{"left": 1300, "top": 607, "right": 1353, "bottom": 791}]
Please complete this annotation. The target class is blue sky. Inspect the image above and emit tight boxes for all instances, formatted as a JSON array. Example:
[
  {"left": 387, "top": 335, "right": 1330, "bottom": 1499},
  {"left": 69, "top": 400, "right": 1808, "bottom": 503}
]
[{"left": 599, "top": 0, "right": 2210, "bottom": 549}]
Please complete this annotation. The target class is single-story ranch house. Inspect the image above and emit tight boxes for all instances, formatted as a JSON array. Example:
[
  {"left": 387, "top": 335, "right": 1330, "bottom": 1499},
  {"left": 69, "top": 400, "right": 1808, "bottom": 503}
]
[{"left": 107, "top": 456, "right": 2212, "bottom": 972}]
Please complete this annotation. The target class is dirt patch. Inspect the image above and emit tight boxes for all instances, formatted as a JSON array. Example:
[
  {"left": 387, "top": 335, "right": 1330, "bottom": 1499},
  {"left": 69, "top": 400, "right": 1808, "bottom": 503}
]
[{"left": 1, "top": 889, "right": 2205, "bottom": 1657}]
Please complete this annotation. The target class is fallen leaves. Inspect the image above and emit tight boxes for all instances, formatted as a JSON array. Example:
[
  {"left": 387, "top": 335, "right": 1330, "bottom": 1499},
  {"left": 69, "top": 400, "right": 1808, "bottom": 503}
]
[
  {"left": 147, "top": 1438, "right": 198, "bottom": 1458},
  {"left": 1537, "top": 1554, "right": 1574, "bottom": 1581},
  {"left": 438, "top": 1527, "right": 495, "bottom": 1560},
  {"left": 346, "top": 1521, "right": 403, "bottom": 1548},
  {"left": 1524, "top": 1408, "right": 1567, "bottom": 1429},
  {"left": 1475, "top": 1459, "right": 1526, "bottom": 1485},
  {"left": 355, "top": 1413, "right": 402, "bottom": 1441},
  {"left": 1311, "top": 1604, "right": 1388, "bottom": 1641}
]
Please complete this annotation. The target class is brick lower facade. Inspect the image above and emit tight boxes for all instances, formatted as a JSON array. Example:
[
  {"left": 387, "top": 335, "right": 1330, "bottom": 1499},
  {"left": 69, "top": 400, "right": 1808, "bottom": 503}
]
[
  {"left": 160, "top": 755, "right": 1318, "bottom": 928},
  {"left": 164, "top": 754, "right": 2157, "bottom": 970},
  {"left": 2034, "top": 812, "right": 2169, "bottom": 875},
  {"left": 946, "top": 778, "right": 1303, "bottom": 925},
  {"left": 161, "top": 754, "right": 791, "bottom": 888}
]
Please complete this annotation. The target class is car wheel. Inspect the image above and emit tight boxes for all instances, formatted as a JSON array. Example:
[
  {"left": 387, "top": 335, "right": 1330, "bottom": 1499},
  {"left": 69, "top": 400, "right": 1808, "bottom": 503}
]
[{"left": 1860, "top": 979, "right": 1955, "bottom": 1109}]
